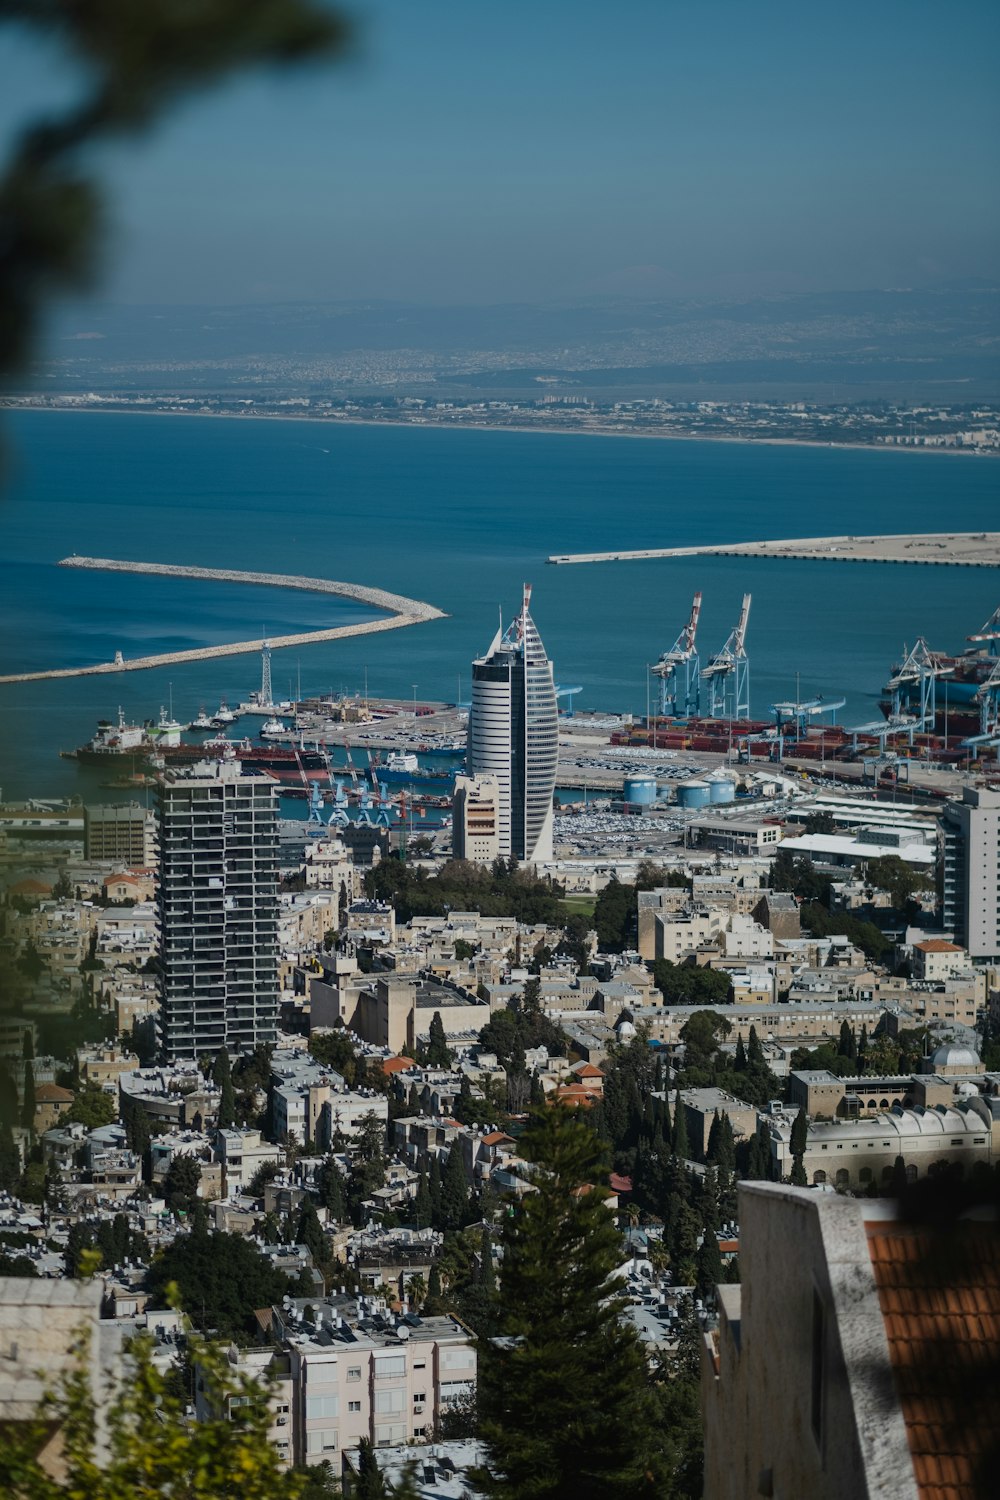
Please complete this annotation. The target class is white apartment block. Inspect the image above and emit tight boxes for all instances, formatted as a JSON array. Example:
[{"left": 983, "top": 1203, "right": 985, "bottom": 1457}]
[
  {"left": 269, "top": 1296, "right": 476, "bottom": 1468},
  {"left": 452, "top": 773, "right": 502, "bottom": 864}
]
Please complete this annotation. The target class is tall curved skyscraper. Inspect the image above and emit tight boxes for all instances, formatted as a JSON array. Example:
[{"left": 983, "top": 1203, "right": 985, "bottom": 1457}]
[{"left": 466, "top": 584, "right": 558, "bottom": 863}]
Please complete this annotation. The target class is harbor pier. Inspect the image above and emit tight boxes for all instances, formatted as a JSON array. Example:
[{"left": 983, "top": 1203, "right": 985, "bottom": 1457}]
[
  {"left": 0, "top": 557, "right": 446, "bottom": 685},
  {"left": 547, "top": 531, "right": 1000, "bottom": 568}
]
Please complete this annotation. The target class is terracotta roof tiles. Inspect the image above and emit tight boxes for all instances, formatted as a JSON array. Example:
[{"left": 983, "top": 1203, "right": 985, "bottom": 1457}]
[{"left": 867, "top": 1220, "right": 1000, "bottom": 1500}]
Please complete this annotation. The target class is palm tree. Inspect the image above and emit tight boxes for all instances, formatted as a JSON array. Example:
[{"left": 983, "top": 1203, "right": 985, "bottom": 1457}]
[{"left": 405, "top": 1273, "right": 427, "bottom": 1311}]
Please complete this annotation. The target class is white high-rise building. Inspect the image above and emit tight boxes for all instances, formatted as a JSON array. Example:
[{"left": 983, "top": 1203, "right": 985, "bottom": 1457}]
[
  {"left": 156, "top": 757, "right": 279, "bottom": 1061},
  {"left": 941, "top": 784, "right": 1000, "bottom": 958},
  {"left": 466, "top": 585, "right": 558, "bottom": 864}
]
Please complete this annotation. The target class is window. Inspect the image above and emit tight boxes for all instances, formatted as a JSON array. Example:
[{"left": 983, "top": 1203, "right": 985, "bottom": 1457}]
[
  {"left": 413, "top": 1392, "right": 426, "bottom": 1404},
  {"left": 374, "top": 1356, "right": 406, "bottom": 1381},
  {"left": 347, "top": 1367, "right": 362, "bottom": 1382},
  {"left": 811, "top": 1291, "right": 825, "bottom": 1449},
  {"left": 306, "top": 1394, "right": 339, "bottom": 1420},
  {"left": 375, "top": 1388, "right": 404, "bottom": 1415},
  {"left": 348, "top": 1401, "right": 361, "bottom": 1414}
]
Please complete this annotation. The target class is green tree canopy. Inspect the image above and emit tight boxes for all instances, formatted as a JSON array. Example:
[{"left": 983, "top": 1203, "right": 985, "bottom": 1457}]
[
  {"left": 59, "top": 1082, "right": 116, "bottom": 1130},
  {"left": 476, "top": 1106, "right": 661, "bottom": 1499},
  {"left": 148, "top": 1230, "right": 290, "bottom": 1337}
]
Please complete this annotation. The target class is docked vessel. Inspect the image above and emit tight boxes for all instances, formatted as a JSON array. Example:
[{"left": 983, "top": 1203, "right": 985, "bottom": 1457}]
[
  {"left": 259, "top": 717, "right": 290, "bottom": 739},
  {"left": 61, "top": 707, "right": 149, "bottom": 763},
  {"left": 879, "top": 605, "right": 1000, "bottom": 737}
]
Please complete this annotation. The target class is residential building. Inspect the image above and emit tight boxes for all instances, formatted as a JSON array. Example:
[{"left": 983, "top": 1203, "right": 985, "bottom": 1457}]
[
  {"left": 265, "top": 1295, "right": 476, "bottom": 1469},
  {"left": 911, "top": 938, "right": 972, "bottom": 983},
  {"left": 156, "top": 758, "right": 279, "bottom": 1061},
  {"left": 941, "top": 784, "right": 1000, "bottom": 959},
  {"left": 84, "top": 801, "right": 155, "bottom": 865},
  {"left": 451, "top": 773, "right": 501, "bottom": 863},
  {"left": 466, "top": 585, "right": 558, "bottom": 864}
]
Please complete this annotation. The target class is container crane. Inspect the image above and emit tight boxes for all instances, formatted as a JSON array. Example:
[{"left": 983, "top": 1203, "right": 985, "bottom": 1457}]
[
  {"left": 555, "top": 685, "right": 583, "bottom": 716},
  {"left": 702, "top": 593, "right": 751, "bottom": 720},
  {"left": 967, "top": 604, "right": 1000, "bottom": 655},
  {"left": 651, "top": 591, "right": 702, "bottom": 718},
  {"left": 886, "top": 638, "right": 952, "bottom": 730}
]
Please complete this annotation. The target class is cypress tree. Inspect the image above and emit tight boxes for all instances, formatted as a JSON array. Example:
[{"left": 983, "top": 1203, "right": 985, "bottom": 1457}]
[
  {"left": 412, "top": 1170, "right": 432, "bottom": 1229},
  {"left": 747, "top": 1024, "right": 764, "bottom": 1069},
  {"left": 838, "top": 1020, "right": 855, "bottom": 1060},
  {"left": 696, "top": 1229, "right": 724, "bottom": 1299},
  {"left": 477, "top": 1106, "right": 661, "bottom": 1499},
  {"left": 706, "top": 1110, "right": 723, "bottom": 1165},
  {"left": 426, "top": 1012, "right": 453, "bottom": 1069},
  {"left": 218, "top": 1073, "right": 238, "bottom": 1131},
  {"left": 717, "top": 1114, "right": 736, "bottom": 1172},
  {"left": 21, "top": 1060, "right": 36, "bottom": 1132},
  {"left": 858, "top": 1023, "right": 869, "bottom": 1072},
  {"left": 296, "top": 1196, "right": 328, "bottom": 1270},
  {"left": 789, "top": 1108, "right": 808, "bottom": 1186},
  {"left": 890, "top": 1154, "right": 908, "bottom": 1197},
  {"left": 0, "top": 1122, "right": 20, "bottom": 1192},
  {"left": 317, "top": 1156, "right": 345, "bottom": 1220},
  {"left": 733, "top": 1033, "right": 747, "bottom": 1072},
  {"left": 440, "top": 1144, "right": 469, "bottom": 1232},
  {"left": 671, "top": 1092, "right": 690, "bottom": 1161},
  {"left": 428, "top": 1155, "right": 443, "bottom": 1223}
]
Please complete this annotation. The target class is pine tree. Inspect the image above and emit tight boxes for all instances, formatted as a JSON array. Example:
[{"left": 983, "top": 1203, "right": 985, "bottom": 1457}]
[
  {"left": 477, "top": 1106, "right": 661, "bottom": 1499},
  {"left": 439, "top": 1144, "right": 469, "bottom": 1232},
  {"left": 21, "top": 1060, "right": 36, "bottom": 1132}
]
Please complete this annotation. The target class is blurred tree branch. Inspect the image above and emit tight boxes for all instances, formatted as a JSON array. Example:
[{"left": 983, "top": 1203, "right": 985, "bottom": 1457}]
[{"left": 0, "top": 0, "right": 351, "bottom": 381}]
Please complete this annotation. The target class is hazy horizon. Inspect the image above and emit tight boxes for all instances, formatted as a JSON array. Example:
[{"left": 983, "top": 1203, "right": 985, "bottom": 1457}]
[{"left": 1, "top": 0, "right": 997, "bottom": 309}]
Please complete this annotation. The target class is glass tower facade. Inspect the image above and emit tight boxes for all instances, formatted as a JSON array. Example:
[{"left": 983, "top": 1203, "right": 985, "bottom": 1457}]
[{"left": 467, "top": 586, "right": 558, "bottom": 863}]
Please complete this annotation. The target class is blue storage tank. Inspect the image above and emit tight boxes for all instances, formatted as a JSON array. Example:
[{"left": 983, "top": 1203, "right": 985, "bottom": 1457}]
[
  {"left": 708, "top": 774, "right": 736, "bottom": 805},
  {"left": 623, "top": 775, "right": 658, "bottom": 806},
  {"left": 677, "top": 779, "right": 711, "bottom": 809}
]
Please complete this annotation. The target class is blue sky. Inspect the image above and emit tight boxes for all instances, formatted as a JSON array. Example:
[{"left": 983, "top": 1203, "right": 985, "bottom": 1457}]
[{"left": 2, "top": 0, "right": 998, "bottom": 304}]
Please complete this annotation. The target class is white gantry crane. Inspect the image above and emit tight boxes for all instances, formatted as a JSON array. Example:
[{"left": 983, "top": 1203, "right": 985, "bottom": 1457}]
[
  {"left": 651, "top": 591, "right": 702, "bottom": 718},
  {"left": 886, "top": 637, "right": 952, "bottom": 731},
  {"left": 702, "top": 593, "right": 752, "bottom": 720}
]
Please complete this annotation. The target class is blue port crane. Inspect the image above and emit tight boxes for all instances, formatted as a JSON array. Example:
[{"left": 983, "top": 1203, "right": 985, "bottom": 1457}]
[
  {"left": 702, "top": 593, "right": 751, "bottom": 720},
  {"left": 651, "top": 591, "right": 702, "bottom": 718},
  {"left": 769, "top": 694, "right": 847, "bottom": 739}
]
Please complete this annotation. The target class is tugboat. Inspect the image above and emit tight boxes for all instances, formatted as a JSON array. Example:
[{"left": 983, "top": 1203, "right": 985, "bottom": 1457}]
[
  {"left": 259, "top": 717, "right": 289, "bottom": 739},
  {"left": 188, "top": 706, "right": 214, "bottom": 731},
  {"left": 212, "top": 701, "right": 236, "bottom": 726}
]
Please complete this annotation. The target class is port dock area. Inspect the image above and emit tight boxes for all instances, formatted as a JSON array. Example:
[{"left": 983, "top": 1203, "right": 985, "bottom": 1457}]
[
  {"left": 547, "top": 531, "right": 1000, "bottom": 568},
  {"left": 0, "top": 558, "right": 446, "bottom": 686}
]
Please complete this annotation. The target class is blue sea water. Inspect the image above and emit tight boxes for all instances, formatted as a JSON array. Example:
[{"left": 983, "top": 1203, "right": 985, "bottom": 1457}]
[{"left": 0, "top": 409, "right": 997, "bottom": 801}]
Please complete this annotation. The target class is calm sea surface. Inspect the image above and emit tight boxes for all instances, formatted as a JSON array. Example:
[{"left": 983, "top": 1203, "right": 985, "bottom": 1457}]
[{"left": 0, "top": 410, "right": 997, "bottom": 801}]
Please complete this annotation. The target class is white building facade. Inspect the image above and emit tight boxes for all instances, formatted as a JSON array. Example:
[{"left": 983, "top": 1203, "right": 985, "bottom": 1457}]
[{"left": 466, "top": 585, "right": 558, "bottom": 864}]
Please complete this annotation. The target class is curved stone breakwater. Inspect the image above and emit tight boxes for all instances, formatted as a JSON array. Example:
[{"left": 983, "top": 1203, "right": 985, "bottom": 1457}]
[
  {"left": 548, "top": 531, "right": 1000, "bottom": 567},
  {"left": 0, "top": 557, "right": 447, "bottom": 685}
]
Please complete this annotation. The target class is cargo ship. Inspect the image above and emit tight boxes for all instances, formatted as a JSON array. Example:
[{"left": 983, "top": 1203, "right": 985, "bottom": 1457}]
[
  {"left": 62, "top": 711, "right": 328, "bottom": 775},
  {"left": 366, "top": 750, "right": 459, "bottom": 787}
]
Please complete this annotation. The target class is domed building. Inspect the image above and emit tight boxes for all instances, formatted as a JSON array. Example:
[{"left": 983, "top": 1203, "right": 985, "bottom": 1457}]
[{"left": 920, "top": 1042, "right": 985, "bottom": 1077}]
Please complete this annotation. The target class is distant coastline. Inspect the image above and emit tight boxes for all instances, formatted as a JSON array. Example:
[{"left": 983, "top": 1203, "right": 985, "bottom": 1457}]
[{"left": 2, "top": 399, "right": 989, "bottom": 457}]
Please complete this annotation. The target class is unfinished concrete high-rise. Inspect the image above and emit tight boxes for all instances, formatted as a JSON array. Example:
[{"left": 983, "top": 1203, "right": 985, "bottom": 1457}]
[{"left": 156, "top": 757, "right": 279, "bottom": 1061}]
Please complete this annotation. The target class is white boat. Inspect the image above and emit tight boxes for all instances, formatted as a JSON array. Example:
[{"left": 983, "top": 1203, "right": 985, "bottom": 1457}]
[
  {"left": 212, "top": 701, "right": 236, "bottom": 725},
  {"left": 259, "top": 717, "right": 288, "bottom": 738},
  {"left": 189, "top": 707, "right": 213, "bottom": 731},
  {"left": 148, "top": 706, "right": 183, "bottom": 747},
  {"left": 384, "top": 750, "right": 420, "bottom": 773}
]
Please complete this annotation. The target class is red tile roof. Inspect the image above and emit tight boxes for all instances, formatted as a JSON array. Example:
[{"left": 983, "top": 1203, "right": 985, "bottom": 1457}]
[
  {"left": 867, "top": 1220, "right": 1000, "bottom": 1500},
  {"left": 914, "top": 939, "right": 964, "bottom": 953},
  {"left": 380, "top": 1056, "right": 416, "bottom": 1075}
]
